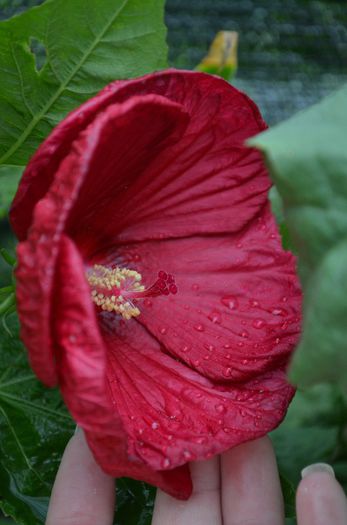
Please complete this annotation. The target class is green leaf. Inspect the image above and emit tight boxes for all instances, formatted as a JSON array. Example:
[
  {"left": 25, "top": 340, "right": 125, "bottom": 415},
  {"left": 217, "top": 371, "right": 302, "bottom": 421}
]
[
  {"left": 250, "top": 84, "right": 347, "bottom": 388},
  {"left": 115, "top": 479, "right": 155, "bottom": 525},
  {"left": 0, "top": 0, "right": 168, "bottom": 168},
  {"left": 0, "top": 314, "right": 74, "bottom": 525},
  {"left": 0, "top": 166, "right": 22, "bottom": 219}
]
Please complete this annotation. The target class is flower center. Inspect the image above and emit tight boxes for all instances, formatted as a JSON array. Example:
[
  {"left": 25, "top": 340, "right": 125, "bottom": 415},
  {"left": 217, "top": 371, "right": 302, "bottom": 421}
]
[{"left": 86, "top": 264, "right": 178, "bottom": 320}]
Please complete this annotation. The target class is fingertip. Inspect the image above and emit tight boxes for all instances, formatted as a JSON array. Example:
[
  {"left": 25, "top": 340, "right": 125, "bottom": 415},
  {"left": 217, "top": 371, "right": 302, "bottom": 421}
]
[
  {"left": 297, "top": 465, "right": 347, "bottom": 525},
  {"left": 46, "top": 430, "right": 115, "bottom": 525}
]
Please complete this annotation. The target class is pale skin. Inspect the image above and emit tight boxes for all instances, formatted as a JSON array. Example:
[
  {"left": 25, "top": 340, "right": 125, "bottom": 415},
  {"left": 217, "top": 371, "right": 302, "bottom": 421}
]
[{"left": 46, "top": 430, "right": 347, "bottom": 525}]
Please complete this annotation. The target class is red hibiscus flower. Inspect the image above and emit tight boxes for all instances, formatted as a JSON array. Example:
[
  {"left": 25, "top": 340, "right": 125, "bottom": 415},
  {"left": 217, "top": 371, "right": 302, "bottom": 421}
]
[{"left": 10, "top": 69, "right": 301, "bottom": 500}]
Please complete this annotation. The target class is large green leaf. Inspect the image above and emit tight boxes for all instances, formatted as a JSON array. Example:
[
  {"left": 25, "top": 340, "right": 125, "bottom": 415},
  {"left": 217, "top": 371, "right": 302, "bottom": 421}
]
[
  {"left": 0, "top": 314, "right": 74, "bottom": 525},
  {"left": 250, "top": 84, "right": 347, "bottom": 388},
  {"left": 0, "top": 166, "right": 22, "bottom": 220},
  {"left": 0, "top": 0, "right": 167, "bottom": 215}
]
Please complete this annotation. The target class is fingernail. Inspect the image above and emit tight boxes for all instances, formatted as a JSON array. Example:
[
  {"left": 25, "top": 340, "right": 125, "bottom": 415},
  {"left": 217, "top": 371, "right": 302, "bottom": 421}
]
[{"left": 301, "top": 463, "right": 335, "bottom": 479}]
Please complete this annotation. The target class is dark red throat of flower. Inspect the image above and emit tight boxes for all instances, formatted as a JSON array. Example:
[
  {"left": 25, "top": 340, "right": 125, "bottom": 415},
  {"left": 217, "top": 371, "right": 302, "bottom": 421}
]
[{"left": 86, "top": 265, "right": 177, "bottom": 320}]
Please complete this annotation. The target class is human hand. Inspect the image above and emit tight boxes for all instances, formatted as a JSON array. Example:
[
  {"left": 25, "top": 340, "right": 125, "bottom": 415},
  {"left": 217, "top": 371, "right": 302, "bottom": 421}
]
[{"left": 46, "top": 430, "right": 347, "bottom": 525}]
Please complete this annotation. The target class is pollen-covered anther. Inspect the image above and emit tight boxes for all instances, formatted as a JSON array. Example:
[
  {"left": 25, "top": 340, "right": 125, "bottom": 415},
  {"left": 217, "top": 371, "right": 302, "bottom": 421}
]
[{"left": 86, "top": 264, "right": 177, "bottom": 320}]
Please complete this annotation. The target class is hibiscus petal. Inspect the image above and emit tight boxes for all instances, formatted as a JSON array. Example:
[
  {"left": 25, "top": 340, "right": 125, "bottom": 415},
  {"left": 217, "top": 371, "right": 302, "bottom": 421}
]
[
  {"left": 101, "top": 320, "right": 294, "bottom": 471},
  {"left": 85, "top": 430, "right": 192, "bottom": 500},
  {"left": 65, "top": 74, "right": 268, "bottom": 250},
  {"left": 11, "top": 70, "right": 266, "bottom": 242},
  {"left": 54, "top": 235, "right": 114, "bottom": 432},
  {"left": 15, "top": 94, "right": 188, "bottom": 385},
  {"left": 98, "top": 205, "right": 301, "bottom": 383}
]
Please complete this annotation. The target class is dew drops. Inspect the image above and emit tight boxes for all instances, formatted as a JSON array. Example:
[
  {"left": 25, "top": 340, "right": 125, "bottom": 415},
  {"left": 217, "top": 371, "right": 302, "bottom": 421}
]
[
  {"left": 143, "top": 299, "right": 152, "bottom": 307},
  {"left": 207, "top": 344, "right": 215, "bottom": 352},
  {"left": 182, "top": 345, "right": 190, "bottom": 353},
  {"left": 203, "top": 354, "right": 210, "bottom": 360},
  {"left": 193, "top": 436, "right": 206, "bottom": 444},
  {"left": 223, "top": 367, "right": 233, "bottom": 377},
  {"left": 223, "top": 427, "right": 232, "bottom": 433},
  {"left": 194, "top": 324, "right": 205, "bottom": 332},
  {"left": 160, "top": 327, "right": 167, "bottom": 335},
  {"left": 133, "top": 254, "right": 141, "bottom": 262},
  {"left": 221, "top": 295, "right": 238, "bottom": 310},
  {"left": 240, "top": 330, "right": 249, "bottom": 338},
  {"left": 208, "top": 310, "right": 222, "bottom": 324},
  {"left": 272, "top": 308, "right": 287, "bottom": 317},
  {"left": 252, "top": 318, "right": 265, "bottom": 329},
  {"left": 237, "top": 341, "right": 244, "bottom": 348},
  {"left": 275, "top": 337, "right": 280, "bottom": 344},
  {"left": 192, "top": 283, "right": 200, "bottom": 291},
  {"left": 162, "top": 458, "right": 171, "bottom": 468},
  {"left": 183, "top": 450, "right": 192, "bottom": 460},
  {"left": 240, "top": 409, "right": 247, "bottom": 417},
  {"left": 151, "top": 421, "right": 159, "bottom": 430},
  {"left": 193, "top": 360, "right": 201, "bottom": 367},
  {"left": 242, "top": 359, "right": 249, "bottom": 365},
  {"left": 250, "top": 299, "right": 259, "bottom": 307},
  {"left": 224, "top": 343, "right": 231, "bottom": 349},
  {"left": 215, "top": 403, "right": 226, "bottom": 414}
]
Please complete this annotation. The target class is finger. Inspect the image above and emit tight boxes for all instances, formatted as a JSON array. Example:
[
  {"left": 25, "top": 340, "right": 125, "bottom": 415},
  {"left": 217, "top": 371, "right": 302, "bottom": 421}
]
[
  {"left": 297, "top": 464, "right": 347, "bottom": 525},
  {"left": 221, "top": 436, "right": 284, "bottom": 525},
  {"left": 46, "top": 429, "right": 115, "bottom": 525},
  {"left": 151, "top": 455, "right": 222, "bottom": 525}
]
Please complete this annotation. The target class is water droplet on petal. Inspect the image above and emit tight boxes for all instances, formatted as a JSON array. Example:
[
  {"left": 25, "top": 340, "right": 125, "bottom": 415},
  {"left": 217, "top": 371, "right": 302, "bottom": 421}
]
[
  {"left": 242, "top": 359, "right": 249, "bottom": 365},
  {"left": 203, "top": 354, "right": 210, "bottom": 360},
  {"left": 193, "top": 360, "right": 201, "bottom": 367},
  {"left": 224, "top": 343, "right": 231, "bottom": 349},
  {"left": 183, "top": 450, "right": 192, "bottom": 460},
  {"left": 250, "top": 299, "right": 259, "bottom": 307},
  {"left": 223, "top": 367, "right": 233, "bottom": 377},
  {"left": 144, "top": 299, "right": 152, "bottom": 307},
  {"left": 151, "top": 421, "right": 159, "bottom": 430},
  {"left": 252, "top": 318, "right": 265, "bottom": 329},
  {"left": 240, "top": 330, "right": 249, "bottom": 338},
  {"left": 221, "top": 295, "right": 238, "bottom": 310},
  {"left": 272, "top": 308, "right": 287, "bottom": 317},
  {"left": 194, "top": 324, "right": 205, "bottom": 332},
  {"left": 160, "top": 327, "right": 167, "bottom": 335},
  {"left": 215, "top": 403, "right": 226, "bottom": 414},
  {"left": 193, "top": 436, "right": 206, "bottom": 444},
  {"left": 162, "top": 458, "right": 171, "bottom": 468},
  {"left": 237, "top": 342, "right": 244, "bottom": 347},
  {"left": 182, "top": 345, "right": 191, "bottom": 353},
  {"left": 192, "top": 283, "right": 199, "bottom": 291},
  {"left": 208, "top": 310, "right": 222, "bottom": 324}
]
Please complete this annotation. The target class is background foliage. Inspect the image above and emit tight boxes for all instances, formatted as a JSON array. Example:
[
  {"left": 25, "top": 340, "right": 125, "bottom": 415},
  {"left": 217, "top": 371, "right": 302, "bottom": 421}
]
[{"left": 0, "top": 1, "right": 347, "bottom": 524}]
